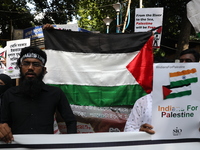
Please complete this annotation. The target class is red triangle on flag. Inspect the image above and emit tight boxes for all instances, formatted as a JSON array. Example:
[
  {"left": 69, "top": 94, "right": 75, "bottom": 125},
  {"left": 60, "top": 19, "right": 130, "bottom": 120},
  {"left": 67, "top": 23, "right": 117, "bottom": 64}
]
[
  {"left": 156, "top": 26, "right": 162, "bottom": 34},
  {"left": 162, "top": 86, "right": 172, "bottom": 99},
  {"left": 126, "top": 36, "right": 153, "bottom": 94},
  {"left": 0, "top": 52, "right": 4, "bottom": 57}
]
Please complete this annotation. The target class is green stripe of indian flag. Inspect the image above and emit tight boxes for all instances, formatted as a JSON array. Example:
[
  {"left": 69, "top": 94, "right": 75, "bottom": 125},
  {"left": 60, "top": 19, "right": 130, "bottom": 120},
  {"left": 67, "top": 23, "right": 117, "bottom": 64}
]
[
  {"left": 170, "top": 72, "right": 197, "bottom": 87},
  {"left": 165, "top": 85, "right": 191, "bottom": 99},
  {"left": 44, "top": 50, "right": 146, "bottom": 106}
]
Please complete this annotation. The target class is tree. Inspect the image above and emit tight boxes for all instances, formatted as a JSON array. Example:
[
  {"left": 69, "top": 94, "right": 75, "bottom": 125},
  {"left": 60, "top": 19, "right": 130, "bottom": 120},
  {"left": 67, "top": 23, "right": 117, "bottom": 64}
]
[
  {"left": 76, "top": 0, "right": 119, "bottom": 33},
  {"left": 142, "top": 0, "right": 192, "bottom": 59},
  {"left": 0, "top": 0, "right": 79, "bottom": 46},
  {"left": 75, "top": 0, "right": 139, "bottom": 33},
  {"left": 0, "top": 0, "right": 33, "bottom": 46},
  {"left": 28, "top": 0, "right": 78, "bottom": 25},
  {"left": 0, "top": 0, "right": 195, "bottom": 52}
]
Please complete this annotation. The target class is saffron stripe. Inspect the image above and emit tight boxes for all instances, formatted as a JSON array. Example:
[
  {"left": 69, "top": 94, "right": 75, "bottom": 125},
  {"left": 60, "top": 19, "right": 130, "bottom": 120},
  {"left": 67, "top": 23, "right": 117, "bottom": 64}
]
[{"left": 169, "top": 68, "right": 197, "bottom": 77}]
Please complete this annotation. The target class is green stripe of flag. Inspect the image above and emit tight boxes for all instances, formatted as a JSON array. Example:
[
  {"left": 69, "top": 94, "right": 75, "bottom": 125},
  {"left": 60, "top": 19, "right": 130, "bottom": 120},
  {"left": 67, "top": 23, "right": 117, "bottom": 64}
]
[
  {"left": 49, "top": 84, "right": 146, "bottom": 106},
  {"left": 165, "top": 90, "right": 191, "bottom": 100},
  {"left": 170, "top": 77, "right": 198, "bottom": 87}
]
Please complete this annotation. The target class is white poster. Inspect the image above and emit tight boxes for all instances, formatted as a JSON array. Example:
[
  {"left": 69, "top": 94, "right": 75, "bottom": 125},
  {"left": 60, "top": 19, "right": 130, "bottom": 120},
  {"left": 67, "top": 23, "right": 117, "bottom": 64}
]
[
  {"left": 0, "top": 48, "right": 6, "bottom": 74},
  {"left": 6, "top": 39, "right": 30, "bottom": 79},
  {"left": 135, "top": 8, "right": 163, "bottom": 48},
  {"left": 152, "top": 63, "right": 200, "bottom": 140},
  {"left": 54, "top": 24, "right": 79, "bottom": 31}
]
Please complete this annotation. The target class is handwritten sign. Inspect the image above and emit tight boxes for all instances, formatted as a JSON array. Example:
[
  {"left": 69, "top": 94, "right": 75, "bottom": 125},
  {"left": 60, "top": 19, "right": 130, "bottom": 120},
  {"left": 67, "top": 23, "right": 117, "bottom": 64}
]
[{"left": 6, "top": 39, "right": 30, "bottom": 79}]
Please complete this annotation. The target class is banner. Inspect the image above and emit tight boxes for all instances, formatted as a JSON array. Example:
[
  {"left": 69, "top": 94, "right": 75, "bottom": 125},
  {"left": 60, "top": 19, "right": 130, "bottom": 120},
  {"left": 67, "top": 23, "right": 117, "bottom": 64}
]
[
  {"left": 135, "top": 8, "right": 163, "bottom": 48},
  {"left": 0, "top": 133, "right": 200, "bottom": 150},
  {"left": 6, "top": 39, "right": 30, "bottom": 79},
  {"left": 152, "top": 63, "right": 200, "bottom": 140},
  {"left": 43, "top": 29, "right": 153, "bottom": 133}
]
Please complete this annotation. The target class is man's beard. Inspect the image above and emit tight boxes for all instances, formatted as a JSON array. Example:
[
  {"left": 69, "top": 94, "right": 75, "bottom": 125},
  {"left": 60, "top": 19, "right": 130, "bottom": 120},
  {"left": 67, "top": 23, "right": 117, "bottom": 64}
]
[{"left": 19, "top": 69, "right": 45, "bottom": 98}]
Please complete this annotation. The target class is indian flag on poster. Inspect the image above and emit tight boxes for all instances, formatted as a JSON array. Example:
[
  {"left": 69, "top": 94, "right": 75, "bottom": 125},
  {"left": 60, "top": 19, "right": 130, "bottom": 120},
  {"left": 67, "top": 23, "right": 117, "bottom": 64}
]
[
  {"left": 43, "top": 29, "right": 153, "bottom": 132},
  {"left": 163, "top": 68, "right": 198, "bottom": 100}
]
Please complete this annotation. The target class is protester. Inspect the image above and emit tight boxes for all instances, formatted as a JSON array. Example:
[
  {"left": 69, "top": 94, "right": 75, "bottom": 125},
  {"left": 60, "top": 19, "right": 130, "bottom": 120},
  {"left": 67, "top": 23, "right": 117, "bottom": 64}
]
[
  {"left": 0, "top": 74, "right": 12, "bottom": 96},
  {"left": 0, "top": 46, "right": 77, "bottom": 143},
  {"left": 0, "top": 73, "right": 12, "bottom": 123},
  {"left": 124, "top": 49, "right": 200, "bottom": 134},
  {"left": 179, "top": 48, "right": 200, "bottom": 62}
]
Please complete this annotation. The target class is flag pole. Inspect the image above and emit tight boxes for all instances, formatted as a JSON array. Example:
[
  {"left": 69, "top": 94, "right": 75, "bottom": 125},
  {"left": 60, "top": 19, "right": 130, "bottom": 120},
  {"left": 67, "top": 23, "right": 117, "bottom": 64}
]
[
  {"left": 140, "top": 0, "right": 143, "bottom": 8},
  {"left": 122, "top": 0, "right": 131, "bottom": 33}
]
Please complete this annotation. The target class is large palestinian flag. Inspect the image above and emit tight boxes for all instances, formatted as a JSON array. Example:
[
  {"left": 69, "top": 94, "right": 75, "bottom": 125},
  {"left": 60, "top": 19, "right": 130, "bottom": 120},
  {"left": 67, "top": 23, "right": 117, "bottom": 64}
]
[{"left": 43, "top": 29, "right": 153, "bottom": 133}]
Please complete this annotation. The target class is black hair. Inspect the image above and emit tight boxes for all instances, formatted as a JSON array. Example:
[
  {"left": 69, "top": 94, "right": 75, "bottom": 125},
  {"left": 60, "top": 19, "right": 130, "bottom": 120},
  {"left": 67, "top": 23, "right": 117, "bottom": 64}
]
[
  {"left": 0, "top": 74, "right": 12, "bottom": 88},
  {"left": 180, "top": 49, "right": 200, "bottom": 62},
  {"left": 17, "top": 46, "right": 47, "bottom": 67}
]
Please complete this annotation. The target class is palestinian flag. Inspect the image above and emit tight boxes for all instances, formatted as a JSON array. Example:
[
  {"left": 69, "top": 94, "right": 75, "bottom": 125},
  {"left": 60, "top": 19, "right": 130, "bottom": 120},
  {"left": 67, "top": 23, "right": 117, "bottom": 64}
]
[
  {"left": 163, "top": 68, "right": 198, "bottom": 100},
  {"left": 43, "top": 29, "right": 153, "bottom": 132}
]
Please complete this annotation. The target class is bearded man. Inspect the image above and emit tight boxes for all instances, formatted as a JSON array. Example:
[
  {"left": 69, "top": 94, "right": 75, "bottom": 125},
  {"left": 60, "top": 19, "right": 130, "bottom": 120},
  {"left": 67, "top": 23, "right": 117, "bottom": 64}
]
[{"left": 0, "top": 46, "right": 77, "bottom": 143}]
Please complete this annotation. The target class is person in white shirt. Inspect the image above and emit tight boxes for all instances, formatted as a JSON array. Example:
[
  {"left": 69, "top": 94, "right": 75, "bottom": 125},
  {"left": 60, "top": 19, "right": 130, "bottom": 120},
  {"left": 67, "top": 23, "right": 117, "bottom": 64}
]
[{"left": 124, "top": 93, "right": 154, "bottom": 134}]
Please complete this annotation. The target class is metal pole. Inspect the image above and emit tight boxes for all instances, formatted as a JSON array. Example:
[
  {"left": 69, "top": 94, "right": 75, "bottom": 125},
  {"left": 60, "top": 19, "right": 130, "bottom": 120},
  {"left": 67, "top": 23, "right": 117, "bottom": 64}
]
[
  {"left": 116, "top": 12, "right": 120, "bottom": 33},
  {"left": 140, "top": 0, "right": 143, "bottom": 8},
  {"left": 106, "top": 26, "right": 109, "bottom": 34},
  {"left": 10, "top": 19, "right": 13, "bottom": 40},
  {"left": 122, "top": 0, "right": 132, "bottom": 33}
]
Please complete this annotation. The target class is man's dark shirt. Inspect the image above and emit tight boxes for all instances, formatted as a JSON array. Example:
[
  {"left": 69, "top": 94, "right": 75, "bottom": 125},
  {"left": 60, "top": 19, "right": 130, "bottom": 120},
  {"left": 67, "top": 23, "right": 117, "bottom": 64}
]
[{"left": 1, "top": 82, "right": 77, "bottom": 134}]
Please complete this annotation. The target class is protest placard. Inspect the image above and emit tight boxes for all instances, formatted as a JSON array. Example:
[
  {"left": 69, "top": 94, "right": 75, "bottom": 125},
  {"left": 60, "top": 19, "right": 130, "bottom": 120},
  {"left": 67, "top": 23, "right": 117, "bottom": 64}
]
[
  {"left": 6, "top": 39, "right": 30, "bottom": 79},
  {"left": 135, "top": 8, "right": 163, "bottom": 48},
  {"left": 152, "top": 63, "right": 200, "bottom": 140}
]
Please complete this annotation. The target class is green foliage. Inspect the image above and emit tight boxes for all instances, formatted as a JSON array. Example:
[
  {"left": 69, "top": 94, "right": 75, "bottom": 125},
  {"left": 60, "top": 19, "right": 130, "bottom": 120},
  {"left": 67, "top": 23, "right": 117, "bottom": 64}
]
[
  {"left": 142, "top": 0, "right": 191, "bottom": 39},
  {"left": 76, "top": 0, "right": 192, "bottom": 37},
  {"left": 76, "top": 0, "right": 119, "bottom": 33},
  {"left": 28, "top": 0, "right": 77, "bottom": 24},
  {"left": 0, "top": 0, "right": 77, "bottom": 46},
  {"left": 154, "top": 48, "right": 165, "bottom": 57},
  {"left": 0, "top": 0, "right": 33, "bottom": 46},
  {"left": 0, "top": 0, "right": 195, "bottom": 47}
]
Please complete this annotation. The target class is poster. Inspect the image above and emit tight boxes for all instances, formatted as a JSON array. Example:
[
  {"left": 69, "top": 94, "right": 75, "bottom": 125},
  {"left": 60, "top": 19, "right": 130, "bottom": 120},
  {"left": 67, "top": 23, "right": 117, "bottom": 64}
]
[
  {"left": 6, "top": 39, "right": 30, "bottom": 79},
  {"left": 152, "top": 63, "right": 200, "bottom": 140},
  {"left": 135, "top": 8, "right": 163, "bottom": 48},
  {"left": 0, "top": 47, "right": 6, "bottom": 74}
]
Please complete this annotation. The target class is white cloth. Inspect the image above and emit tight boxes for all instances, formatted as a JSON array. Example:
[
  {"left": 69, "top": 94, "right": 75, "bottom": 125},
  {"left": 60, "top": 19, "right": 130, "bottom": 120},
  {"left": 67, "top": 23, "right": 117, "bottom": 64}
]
[{"left": 124, "top": 94, "right": 152, "bottom": 132}]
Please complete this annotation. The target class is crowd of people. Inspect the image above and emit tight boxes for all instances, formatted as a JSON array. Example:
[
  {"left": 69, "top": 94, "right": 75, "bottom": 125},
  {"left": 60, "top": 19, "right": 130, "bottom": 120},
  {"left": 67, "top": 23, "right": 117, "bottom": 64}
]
[{"left": 0, "top": 24, "right": 199, "bottom": 143}]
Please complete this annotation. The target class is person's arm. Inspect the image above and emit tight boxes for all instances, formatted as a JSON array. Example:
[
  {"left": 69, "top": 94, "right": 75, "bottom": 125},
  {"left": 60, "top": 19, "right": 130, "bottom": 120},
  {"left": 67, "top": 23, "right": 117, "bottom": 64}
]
[
  {"left": 57, "top": 89, "right": 77, "bottom": 134},
  {"left": 0, "top": 91, "right": 14, "bottom": 142}
]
